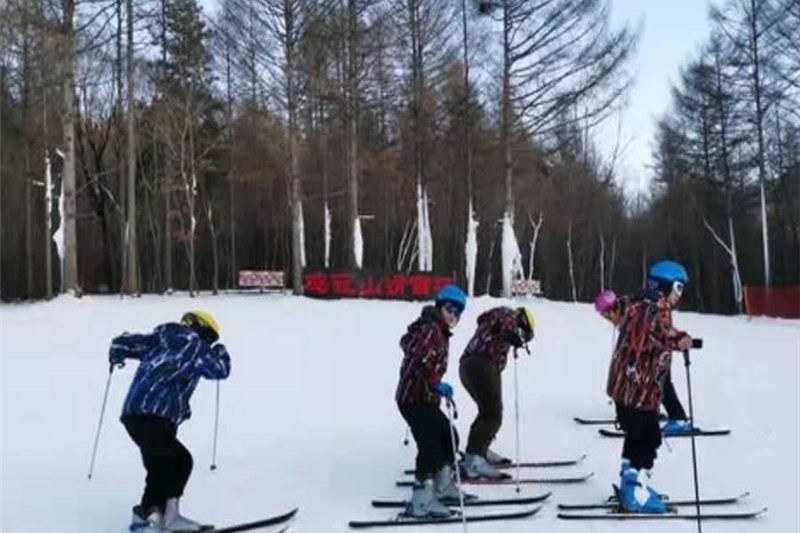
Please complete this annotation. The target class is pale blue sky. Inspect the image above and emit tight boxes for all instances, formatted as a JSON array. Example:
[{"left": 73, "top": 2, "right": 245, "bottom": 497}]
[{"left": 603, "top": 0, "right": 713, "bottom": 194}]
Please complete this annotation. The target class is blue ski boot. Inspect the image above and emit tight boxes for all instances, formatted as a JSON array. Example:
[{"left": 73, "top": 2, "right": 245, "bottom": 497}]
[
  {"left": 619, "top": 467, "right": 668, "bottom": 513},
  {"left": 662, "top": 419, "right": 693, "bottom": 436},
  {"left": 619, "top": 460, "right": 662, "bottom": 501}
]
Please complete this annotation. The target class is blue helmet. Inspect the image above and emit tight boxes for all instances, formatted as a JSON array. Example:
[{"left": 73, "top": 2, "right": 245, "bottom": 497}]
[
  {"left": 648, "top": 260, "right": 689, "bottom": 284},
  {"left": 435, "top": 284, "right": 467, "bottom": 313},
  {"left": 647, "top": 260, "right": 688, "bottom": 295}
]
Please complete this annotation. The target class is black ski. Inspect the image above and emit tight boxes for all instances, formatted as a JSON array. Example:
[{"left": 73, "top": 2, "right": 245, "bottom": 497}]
[
  {"left": 558, "top": 507, "right": 767, "bottom": 520},
  {"left": 349, "top": 506, "right": 541, "bottom": 528},
  {"left": 206, "top": 508, "right": 298, "bottom": 532},
  {"left": 402, "top": 454, "right": 585, "bottom": 474},
  {"left": 396, "top": 472, "right": 592, "bottom": 487},
  {"left": 598, "top": 428, "right": 731, "bottom": 438},
  {"left": 558, "top": 491, "right": 750, "bottom": 510},
  {"left": 372, "top": 492, "right": 551, "bottom": 508},
  {"left": 574, "top": 414, "right": 665, "bottom": 425}
]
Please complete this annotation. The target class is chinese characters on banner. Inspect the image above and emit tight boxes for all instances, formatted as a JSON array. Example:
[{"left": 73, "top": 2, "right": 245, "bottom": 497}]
[{"left": 303, "top": 271, "right": 454, "bottom": 300}]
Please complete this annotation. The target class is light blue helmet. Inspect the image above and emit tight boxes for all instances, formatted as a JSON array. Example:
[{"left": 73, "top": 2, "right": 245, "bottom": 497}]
[
  {"left": 435, "top": 284, "right": 467, "bottom": 313},
  {"left": 647, "top": 260, "right": 688, "bottom": 294}
]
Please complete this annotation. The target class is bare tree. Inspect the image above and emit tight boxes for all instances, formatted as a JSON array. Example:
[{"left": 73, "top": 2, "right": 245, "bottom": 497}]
[
  {"left": 711, "top": 0, "right": 783, "bottom": 287},
  {"left": 495, "top": 0, "right": 636, "bottom": 295}
]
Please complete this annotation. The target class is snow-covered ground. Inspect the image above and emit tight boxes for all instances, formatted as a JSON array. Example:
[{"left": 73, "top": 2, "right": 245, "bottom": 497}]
[{"left": 1, "top": 294, "right": 798, "bottom": 532}]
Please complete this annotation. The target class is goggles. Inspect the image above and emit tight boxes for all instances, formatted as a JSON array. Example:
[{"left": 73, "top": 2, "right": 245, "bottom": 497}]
[
  {"left": 672, "top": 281, "right": 685, "bottom": 297},
  {"left": 442, "top": 302, "right": 463, "bottom": 318}
]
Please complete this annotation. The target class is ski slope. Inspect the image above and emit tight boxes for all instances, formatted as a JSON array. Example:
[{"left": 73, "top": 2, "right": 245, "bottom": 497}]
[{"left": 1, "top": 294, "right": 798, "bottom": 532}]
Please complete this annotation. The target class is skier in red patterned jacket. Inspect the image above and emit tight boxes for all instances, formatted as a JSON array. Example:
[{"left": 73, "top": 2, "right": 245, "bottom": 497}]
[
  {"left": 605, "top": 260, "right": 693, "bottom": 513},
  {"left": 396, "top": 284, "right": 468, "bottom": 518},
  {"left": 458, "top": 306, "right": 534, "bottom": 479}
]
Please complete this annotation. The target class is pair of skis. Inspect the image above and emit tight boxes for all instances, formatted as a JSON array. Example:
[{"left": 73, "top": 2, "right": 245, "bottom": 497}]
[
  {"left": 574, "top": 416, "right": 731, "bottom": 437},
  {"left": 557, "top": 488, "right": 766, "bottom": 521},
  {"left": 399, "top": 453, "right": 592, "bottom": 486},
  {"left": 352, "top": 490, "right": 766, "bottom": 527}
]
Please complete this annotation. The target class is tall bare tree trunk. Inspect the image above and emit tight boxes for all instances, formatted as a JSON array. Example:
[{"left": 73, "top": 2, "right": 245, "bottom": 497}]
[
  {"left": 286, "top": 30, "right": 304, "bottom": 293},
  {"left": 346, "top": 0, "right": 360, "bottom": 269},
  {"left": 23, "top": 5, "right": 34, "bottom": 298},
  {"left": 749, "top": 0, "right": 771, "bottom": 287},
  {"left": 61, "top": 0, "right": 80, "bottom": 294},
  {"left": 125, "top": 0, "right": 138, "bottom": 293}
]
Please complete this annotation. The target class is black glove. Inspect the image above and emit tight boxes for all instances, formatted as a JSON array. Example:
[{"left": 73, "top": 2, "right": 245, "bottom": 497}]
[
  {"left": 211, "top": 344, "right": 229, "bottom": 358},
  {"left": 506, "top": 331, "right": 524, "bottom": 348}
]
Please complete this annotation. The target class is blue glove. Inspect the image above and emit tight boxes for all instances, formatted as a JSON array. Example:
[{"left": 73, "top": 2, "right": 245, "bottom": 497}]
[{"left": 436, "top": 381, "right": 454, "bottom": 398}]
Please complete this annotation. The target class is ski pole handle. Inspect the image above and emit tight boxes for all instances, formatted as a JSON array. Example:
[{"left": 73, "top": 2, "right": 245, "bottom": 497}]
[{"left": 691, "top": 338, "right": 703, "bottom": 349}]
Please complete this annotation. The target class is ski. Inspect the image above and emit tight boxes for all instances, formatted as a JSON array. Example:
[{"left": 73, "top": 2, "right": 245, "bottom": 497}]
[
  {"left": 402, "top": 454, "right": 586, "bottom": 474},
  {"left": 372, "top": 492, "right": 551, "bottom": 508},
  {"left": 205, "top": 508, "right": 298, "bottom": 532},
  {"left": 558, "top": 491, "right": 750, "bottom": 510},
  {"left": 557, "top": 507, "right": 767, "bottom": 520},
  {"left": 396, "top": 472, "right": 593, "bottom": 487},
  {"left": 574, "top": 414, "right": 665, "bottom": 425},
  {"left": 349, "top": 506, "right": 541, "bottom": 528},
  {"left": 598, "top": 428, "right": 731, "bottom": 438}
]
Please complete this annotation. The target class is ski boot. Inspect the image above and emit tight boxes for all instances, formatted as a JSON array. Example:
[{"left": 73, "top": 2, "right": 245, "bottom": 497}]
[
  {"left": 130, "top": 505, "right": 165, "bottom": 532},
  {"left": 619, "top": 459, "right": 662, "bottom": 502},
  {"left": 404, "top": 478, "right": 452, "bottom": 519},
  {"left": 434, "top": 464, "right": 476, "bottom": 505},
  {"left": 163, "top": 498, "right": 211, "bottom": 532},
  {"left": 619, "top": 467, "right": 668, "bottom": 513},
  {"left": 662, "top": 419, "right": 693, "bottom": 436},
  {"left": 485, "top": 448, "right": 511, "bottom": 465},
  {"left": 460, "top": 454, "right": 508, "bottom": 479}
]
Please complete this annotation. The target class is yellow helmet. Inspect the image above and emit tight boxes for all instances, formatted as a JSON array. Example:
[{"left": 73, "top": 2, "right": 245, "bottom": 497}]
[
  {"left": 516, "top": 307, "right": 535, "bottom": 342},
  {"left": 181, "top": 311, "right": 221, "bottom": 343}
]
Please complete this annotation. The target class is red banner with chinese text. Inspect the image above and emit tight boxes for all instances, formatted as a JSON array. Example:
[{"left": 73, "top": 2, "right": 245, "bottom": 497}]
[{"left": 303, "top": 271, "right": 454, "bottom": 300}]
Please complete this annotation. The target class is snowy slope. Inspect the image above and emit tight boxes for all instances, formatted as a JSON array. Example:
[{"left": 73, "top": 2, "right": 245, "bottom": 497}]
[{"left": 1, "top": 294, "right": 798, "bottom": 532}]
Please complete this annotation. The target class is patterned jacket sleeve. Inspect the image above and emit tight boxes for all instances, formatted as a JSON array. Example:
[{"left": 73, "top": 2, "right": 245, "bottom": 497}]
[
  {"left": 491, "top": 307, "right": 519, "bottom": 348},
  {"left": 109, "top": 332, "right": 157, "bottom": 363},
  {"left": 649, "top": 300, "right": 688, "bottom": 352},
  {"left": 196, "top": 343, "right": 232, "bottom": 380}
]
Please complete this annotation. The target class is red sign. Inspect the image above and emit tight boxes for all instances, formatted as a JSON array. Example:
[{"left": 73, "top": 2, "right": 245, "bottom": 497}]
[{"left": 303, "top": 271, "right": 454, "bottom": 300}]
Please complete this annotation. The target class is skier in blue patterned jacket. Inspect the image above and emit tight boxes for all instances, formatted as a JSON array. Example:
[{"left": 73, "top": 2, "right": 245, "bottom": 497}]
[{"left": 110, "top": 310, "right": 230, "bottom": 533}]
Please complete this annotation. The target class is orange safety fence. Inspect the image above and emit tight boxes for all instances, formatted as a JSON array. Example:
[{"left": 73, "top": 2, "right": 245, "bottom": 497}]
[{"left": 743, "top": 286, "right": 800, "bottom": 319}]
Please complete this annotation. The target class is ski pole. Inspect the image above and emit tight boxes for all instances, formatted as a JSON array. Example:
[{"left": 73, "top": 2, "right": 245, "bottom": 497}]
[
  {"left": 513, "top": 350, "right": 522, "bottom": 493},
  {"left": 88, "top": 365, "right": 115, "bottom": 480},
  {"left": 445, "top": 397, "right": 467, "bottom": 533},
  {"left": 403, "top": 426, "right": 410, "bottom": 446},
  {"left": 210, "top": 381, "right": 221, "bottom": 471},
  {"left": 683, "top": 342, "right": 703, "bottom": 533}
]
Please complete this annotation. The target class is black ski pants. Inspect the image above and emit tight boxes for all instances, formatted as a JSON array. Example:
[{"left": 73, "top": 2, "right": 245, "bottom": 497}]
[
  {"left": 398, "top": 403, "right": 456, "bottom": 481},
  {"left": 459, "top": 355, "right": 503, "bottom": 456},
  {"left": 662, "top": 369, "right": 688, "bottom": 421},
  {"left": 123, "top": 415, "right": 193, "bottom": 512},
  {"left": 615, "top": 403, "right": 662, "bottom": 470}
]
